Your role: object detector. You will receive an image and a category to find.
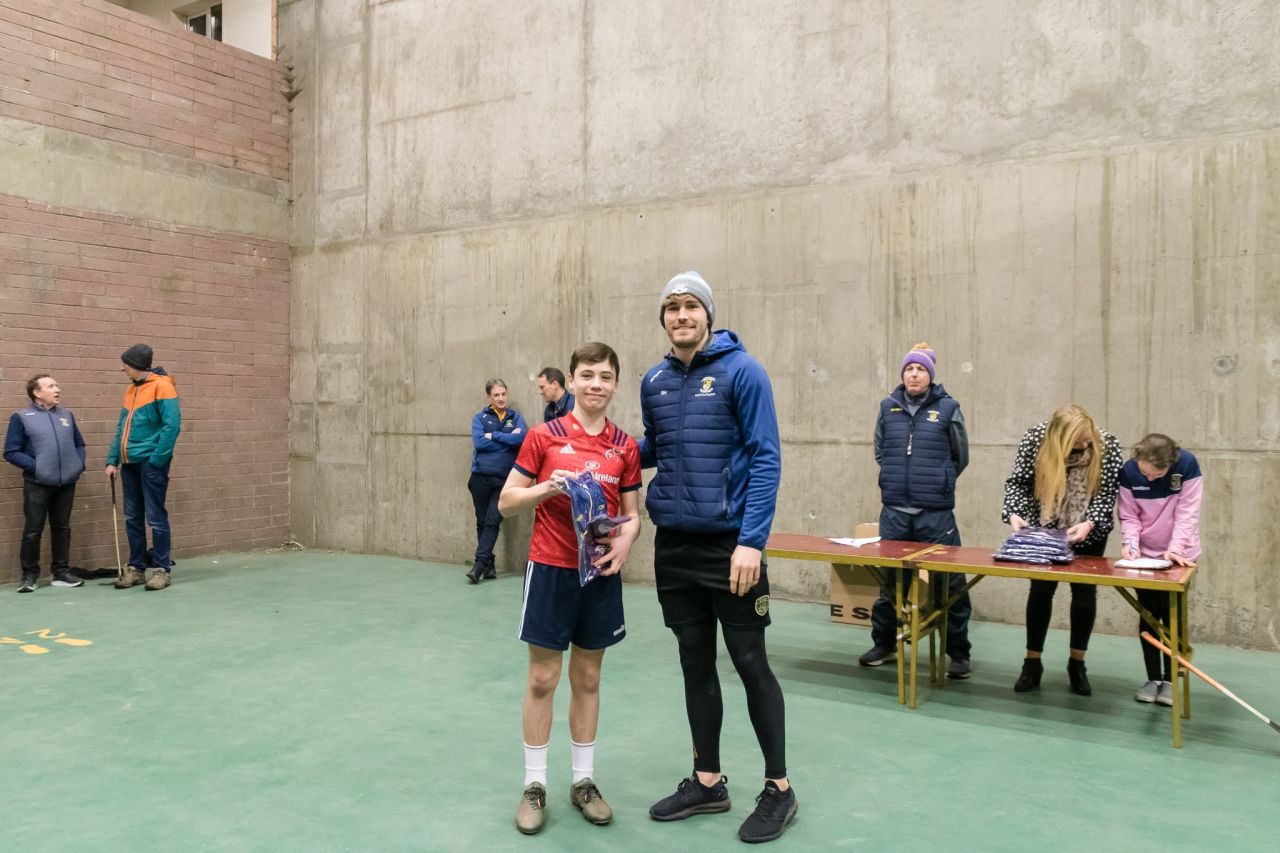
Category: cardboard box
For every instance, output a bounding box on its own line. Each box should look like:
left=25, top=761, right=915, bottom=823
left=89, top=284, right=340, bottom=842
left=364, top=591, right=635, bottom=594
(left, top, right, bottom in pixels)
left=829, top=563, right=880, bottom=626
left=828, top=523, right=929, bottom=626
left=829, top=523, right=880, bottom=626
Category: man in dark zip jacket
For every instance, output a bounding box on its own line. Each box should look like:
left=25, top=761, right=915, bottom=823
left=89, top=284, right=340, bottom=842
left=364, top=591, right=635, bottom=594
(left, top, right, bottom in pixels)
left=859, top=343, right=973, bottom=677
left=639, top=271, right=797, bottom=845
left=4, top=374, right=87, bottom=592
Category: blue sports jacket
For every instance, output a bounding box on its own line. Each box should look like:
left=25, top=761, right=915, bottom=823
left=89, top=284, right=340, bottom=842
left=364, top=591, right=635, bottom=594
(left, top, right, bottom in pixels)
left=470, top=407, right=526, bottom=477
left=875, top=384, right=963, bottom=510
left=639, top=330, right=781, bottom=550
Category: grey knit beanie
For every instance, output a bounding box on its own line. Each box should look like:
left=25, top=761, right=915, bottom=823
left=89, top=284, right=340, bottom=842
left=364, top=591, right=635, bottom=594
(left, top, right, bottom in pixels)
left=658, top=271, right=715, bottom=327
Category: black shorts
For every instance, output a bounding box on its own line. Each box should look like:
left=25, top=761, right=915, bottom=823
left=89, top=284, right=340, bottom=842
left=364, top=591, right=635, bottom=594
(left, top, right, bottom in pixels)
left=653, top=527, right=771, bottom=629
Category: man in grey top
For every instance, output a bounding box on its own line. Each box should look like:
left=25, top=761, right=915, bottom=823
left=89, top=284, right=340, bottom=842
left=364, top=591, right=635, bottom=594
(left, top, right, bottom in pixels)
left=860, top=344, right=973, bottom=677
left=4, top=375, right=87, bottom=592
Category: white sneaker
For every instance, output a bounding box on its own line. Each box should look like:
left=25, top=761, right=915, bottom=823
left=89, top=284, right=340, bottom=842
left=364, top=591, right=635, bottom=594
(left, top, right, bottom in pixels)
left=1134, top=680, right=1160, bottom=703
left=1155, top=681, right=1174, bottom=706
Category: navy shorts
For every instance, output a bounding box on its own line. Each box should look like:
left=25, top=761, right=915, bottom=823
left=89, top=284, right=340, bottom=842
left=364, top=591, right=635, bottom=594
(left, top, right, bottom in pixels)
left=518, top=561, right=626, bottom=651
left=654, top=528, right=771, bottom=629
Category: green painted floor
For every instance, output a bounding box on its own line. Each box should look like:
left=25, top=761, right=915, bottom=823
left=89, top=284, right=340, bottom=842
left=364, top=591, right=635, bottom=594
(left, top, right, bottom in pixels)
left=2, top=550, right=1277, bottom=852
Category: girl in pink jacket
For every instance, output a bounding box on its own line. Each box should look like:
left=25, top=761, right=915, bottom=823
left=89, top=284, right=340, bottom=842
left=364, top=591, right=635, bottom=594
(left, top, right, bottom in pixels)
left=1116, top=434, right=1202, bottom=706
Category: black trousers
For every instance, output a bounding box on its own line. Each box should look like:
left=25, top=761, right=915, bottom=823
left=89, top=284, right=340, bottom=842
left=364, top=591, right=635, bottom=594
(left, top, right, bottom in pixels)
left=21, top=480, right=76, bottom=576
left=1137, top=588, right=1173, bottom=681
left=1024, top=537, right=1107, bottom=653
left=467, top=472, right=505, bottom=571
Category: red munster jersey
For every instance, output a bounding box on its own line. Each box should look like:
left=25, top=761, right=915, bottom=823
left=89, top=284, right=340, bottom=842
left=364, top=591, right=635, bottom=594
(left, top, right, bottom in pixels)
left=513, top=413, right=642, bottom=569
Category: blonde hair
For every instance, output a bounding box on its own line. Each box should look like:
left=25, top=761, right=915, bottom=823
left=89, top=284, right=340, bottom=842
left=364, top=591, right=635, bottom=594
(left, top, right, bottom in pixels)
left=1035, top=404, right=1103, bottom=520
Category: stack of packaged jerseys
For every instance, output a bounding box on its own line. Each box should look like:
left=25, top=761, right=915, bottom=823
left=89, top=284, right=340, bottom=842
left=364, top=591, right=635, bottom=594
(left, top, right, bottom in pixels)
left=565, top=471, right=631, bottom=586
left=993, top=527, right=1075, bottom=565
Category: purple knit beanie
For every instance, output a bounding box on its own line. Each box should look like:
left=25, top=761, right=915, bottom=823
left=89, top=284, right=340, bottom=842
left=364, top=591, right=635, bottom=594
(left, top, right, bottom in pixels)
left=901, top=343, right=936, bottom=382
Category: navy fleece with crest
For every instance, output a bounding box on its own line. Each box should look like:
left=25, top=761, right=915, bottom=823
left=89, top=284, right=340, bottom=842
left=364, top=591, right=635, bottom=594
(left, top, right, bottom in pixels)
left=874, top=383, right=966, bottom=510
left=638, top=330, right=781, bottom=550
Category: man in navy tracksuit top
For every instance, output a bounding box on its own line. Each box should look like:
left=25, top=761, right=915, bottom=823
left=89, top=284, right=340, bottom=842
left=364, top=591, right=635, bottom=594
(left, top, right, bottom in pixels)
left=4, top=374, right=87, bottom=592
left=859, top=343, right=973, bottom=677
left=467, top=379, right=526, bottom=583
left=640, top=271, right=797, bottom=845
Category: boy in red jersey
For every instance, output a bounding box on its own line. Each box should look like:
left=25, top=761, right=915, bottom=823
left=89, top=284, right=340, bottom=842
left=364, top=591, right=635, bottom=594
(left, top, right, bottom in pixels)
left=498, top=341, right=642, bottom=835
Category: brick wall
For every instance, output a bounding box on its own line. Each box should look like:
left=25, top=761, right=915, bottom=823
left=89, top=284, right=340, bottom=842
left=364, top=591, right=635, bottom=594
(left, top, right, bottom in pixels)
left=0, top=193, right=291, bottom=578
left=0, top=0, right=290, bottom=582
left=0, top=0, right=288, bottom=180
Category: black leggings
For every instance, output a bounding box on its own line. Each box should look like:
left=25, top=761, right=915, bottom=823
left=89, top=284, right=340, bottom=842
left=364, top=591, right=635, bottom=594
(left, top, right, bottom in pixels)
left=1025, top=538, right=1107, bottom=653
left=1137, top=588, right=1173, bottom=681
left=672, top=621, right=786, bottom=780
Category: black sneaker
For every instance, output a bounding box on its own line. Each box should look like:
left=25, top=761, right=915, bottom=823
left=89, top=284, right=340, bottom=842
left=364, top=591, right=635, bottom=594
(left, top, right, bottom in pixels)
left=465, top=568, right=479, bottom=584
left=649, top=773, right=731, bottom=821
left=51, top=571, right=85, bottom=588
left=482, top=567, right=497, bottom=580
left=858, top=645, right=896, bottom=667
left=737, top=781, right=797, bottom=844
left=17, top=574, right=37, bottom=593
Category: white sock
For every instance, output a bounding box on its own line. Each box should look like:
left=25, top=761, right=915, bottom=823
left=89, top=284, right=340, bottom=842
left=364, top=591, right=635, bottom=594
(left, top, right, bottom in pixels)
left=571, top=739, right=595, bottom=784
left=524, top=742, right=548, bottom=787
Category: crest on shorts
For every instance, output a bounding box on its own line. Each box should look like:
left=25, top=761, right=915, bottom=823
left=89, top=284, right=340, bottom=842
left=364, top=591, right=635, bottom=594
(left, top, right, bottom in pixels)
left=754, top=595, right=770, bottom=617
left=1170, top=474, right=1182, bottom=491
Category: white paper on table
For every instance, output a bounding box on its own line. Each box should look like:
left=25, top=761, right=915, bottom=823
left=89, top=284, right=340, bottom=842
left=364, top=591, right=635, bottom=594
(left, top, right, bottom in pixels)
left=1115, top=557, right=1174, bottom=570
left=829, top=536, right=881, bottom=548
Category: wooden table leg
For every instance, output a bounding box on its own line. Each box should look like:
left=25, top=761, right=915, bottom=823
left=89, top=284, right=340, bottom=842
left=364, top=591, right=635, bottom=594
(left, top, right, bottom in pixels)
left=896, top=570, right=906, bottom=706
left=909, top=572, right=920, bottom=709
left=938, top=573, right=948, bottom=689
left=1179, top=588, right=1191, bottom=719
left=1169, top=589, right=1182, bottom=748
left=927, top=573, right=938, bottom=686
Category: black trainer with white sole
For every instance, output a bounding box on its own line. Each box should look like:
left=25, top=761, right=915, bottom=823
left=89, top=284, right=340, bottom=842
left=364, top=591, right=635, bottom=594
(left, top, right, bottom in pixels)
left=858, top=645, right=897, bottom=667
left=51, top=571, right=84, bottom=588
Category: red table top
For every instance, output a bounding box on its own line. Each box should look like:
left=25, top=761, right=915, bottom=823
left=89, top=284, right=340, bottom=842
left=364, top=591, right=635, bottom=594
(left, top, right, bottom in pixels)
left=766, top=534, right=940, bottom=567
left=903, top=544, right=1193, bottom=590
left=766, top=536, right=1196, bottom=590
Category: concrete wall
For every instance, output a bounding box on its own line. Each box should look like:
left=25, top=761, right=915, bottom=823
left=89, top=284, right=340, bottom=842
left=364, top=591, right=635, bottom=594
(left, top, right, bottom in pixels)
left=282, top=0, right=1280, bottom=649
left=0, top=0, right=291, bottom=580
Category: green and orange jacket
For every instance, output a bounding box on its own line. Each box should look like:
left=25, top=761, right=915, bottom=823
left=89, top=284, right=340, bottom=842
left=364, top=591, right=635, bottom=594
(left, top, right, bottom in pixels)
left=106, top=369, right=182, bottom=467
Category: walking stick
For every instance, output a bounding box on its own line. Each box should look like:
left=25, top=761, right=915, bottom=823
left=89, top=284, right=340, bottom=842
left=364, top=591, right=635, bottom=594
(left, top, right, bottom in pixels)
left=1141, top=632, right=1280, bottom=735
left=110, top=472, right=123, bottom=579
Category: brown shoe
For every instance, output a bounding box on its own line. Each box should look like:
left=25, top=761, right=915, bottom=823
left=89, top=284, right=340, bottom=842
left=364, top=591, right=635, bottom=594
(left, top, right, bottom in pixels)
left=515, top=783, right=547, bottom=835
left=114, top=568, right=145, bottom=589
left=144, top=569, right=171, bottom=591
left=570, top=778, right=613, bottom=826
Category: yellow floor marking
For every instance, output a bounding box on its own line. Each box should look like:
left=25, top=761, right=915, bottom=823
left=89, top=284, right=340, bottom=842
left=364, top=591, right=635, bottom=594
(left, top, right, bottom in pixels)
left=54, top=638, right=92, bottom=646
left=2, top=637, right=24, bottom=644
left=20, top=645, right=50, bottom=655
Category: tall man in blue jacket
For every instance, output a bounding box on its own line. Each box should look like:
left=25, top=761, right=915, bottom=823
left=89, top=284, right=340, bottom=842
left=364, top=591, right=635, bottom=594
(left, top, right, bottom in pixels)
left=859, top=343, right=973, bottom=677
left=640, top=272, right=796, bottom=844
left=4, top=375, right=87, bottom=592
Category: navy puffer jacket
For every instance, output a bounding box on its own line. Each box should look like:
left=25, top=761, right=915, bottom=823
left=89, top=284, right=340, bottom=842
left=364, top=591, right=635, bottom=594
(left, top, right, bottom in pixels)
left=877, top=385, right=960, bottom=510
left=639, top=330, right=781, bottom=550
